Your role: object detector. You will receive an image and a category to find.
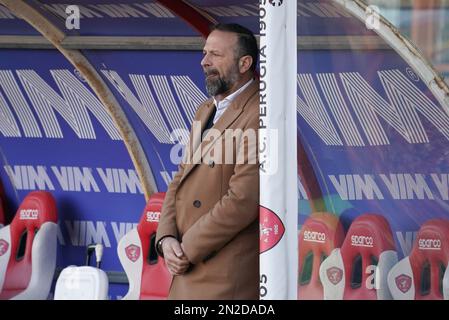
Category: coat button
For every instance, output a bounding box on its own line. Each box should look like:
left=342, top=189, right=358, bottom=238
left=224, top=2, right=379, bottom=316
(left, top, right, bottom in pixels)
left=208, top=161, right=215, bottom=168
left=193, top=200, right=201, bottom=208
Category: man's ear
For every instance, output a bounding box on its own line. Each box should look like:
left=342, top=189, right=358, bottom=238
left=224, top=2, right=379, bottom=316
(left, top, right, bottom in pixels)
left=239, top=55, right=253, bottom=73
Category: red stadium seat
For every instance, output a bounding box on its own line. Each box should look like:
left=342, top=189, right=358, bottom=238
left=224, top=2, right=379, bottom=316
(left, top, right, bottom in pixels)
left=319, top=214, right=397, bottom=299
left=0, top=191, right=58, bottom=300
left=388, top=219, right=449, bottom=300
left=117, top=192, right=172, bottom=299
left=298, top=212, right=345, bottom=299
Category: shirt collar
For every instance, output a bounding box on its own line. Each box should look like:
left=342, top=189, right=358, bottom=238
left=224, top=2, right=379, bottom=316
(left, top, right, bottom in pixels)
left=213, top=78, right=254, bottom=110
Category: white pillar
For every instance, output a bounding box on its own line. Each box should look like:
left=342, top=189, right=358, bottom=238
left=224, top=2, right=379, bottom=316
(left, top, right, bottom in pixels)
left=259, top=0, right=298, bottom=300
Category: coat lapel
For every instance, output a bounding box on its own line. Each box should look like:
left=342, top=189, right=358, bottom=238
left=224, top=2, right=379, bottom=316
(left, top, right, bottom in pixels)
left=180, top=79, right=259, bottom=185
left=187, top=100, right=215, bottom=163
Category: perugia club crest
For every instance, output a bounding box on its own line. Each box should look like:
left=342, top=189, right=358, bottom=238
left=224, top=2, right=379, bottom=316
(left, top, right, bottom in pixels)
left=326, top=267, right=343, bottom=285
left=125, top=244, right=141, bottom=262
left=260, top=206, right=285, bottom=253
left=0, top=239, right=9, bottom=256
left=395, top=274, right=412, bottom=293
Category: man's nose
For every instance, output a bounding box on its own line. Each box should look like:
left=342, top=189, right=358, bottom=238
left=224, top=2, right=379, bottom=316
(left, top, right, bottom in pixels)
left=201, top=54, right=211, bottom=68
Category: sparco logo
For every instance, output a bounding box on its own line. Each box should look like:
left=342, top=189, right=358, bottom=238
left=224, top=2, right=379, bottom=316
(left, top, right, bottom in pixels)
left=351, top=235, right=374, bottom=247
left=19, top=209, right=39, bottom=220
left=146, top=211, right=160, bottom=223
left=303, top=230, right=326, bottom=243
left=0, top=239, right=9, bottom=256
left=418, top=238, right=441, bottom=250
left=269, top=0, right=283, bottom=6
left=260, top=206, right=285, bottom=254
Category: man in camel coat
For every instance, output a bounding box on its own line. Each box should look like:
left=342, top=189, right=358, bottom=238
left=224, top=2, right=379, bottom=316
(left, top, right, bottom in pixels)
left=155, top=23, right=259, bottom=299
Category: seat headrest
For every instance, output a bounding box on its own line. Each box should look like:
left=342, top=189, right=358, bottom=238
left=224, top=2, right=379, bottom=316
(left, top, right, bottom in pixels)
left=341, top=214, right=395, bottom=256
left=388, top=219, right=449, bottom=300
left=10, top=191, right=57, bottom=231
left=319, top=213, right=397, bottom=300
left=412, top=219, right=449, bottom=263
left=0, top=191, right=57, bottom=300
left=299, top=212, right=345, bottom=257
left=409, top=219, right=449, bottom=299
left=298, top=212, right=345, bottom=299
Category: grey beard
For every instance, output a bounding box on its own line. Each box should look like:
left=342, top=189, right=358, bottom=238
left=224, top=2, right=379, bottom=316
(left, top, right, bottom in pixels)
left=205, top=77, right=230, bottom=97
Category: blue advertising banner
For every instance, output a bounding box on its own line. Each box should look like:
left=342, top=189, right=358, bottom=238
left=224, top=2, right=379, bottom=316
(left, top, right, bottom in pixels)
left=83, top=49, right=209, bottom=191
left=0, top=0, right=197, bottom=37
left=297, top=49, right=449, bottom=258
left=0, top=6, right=40, bottom=36
left=0, top=49, right=147, bottom=299
left=0, top=0, right=382, bottom=37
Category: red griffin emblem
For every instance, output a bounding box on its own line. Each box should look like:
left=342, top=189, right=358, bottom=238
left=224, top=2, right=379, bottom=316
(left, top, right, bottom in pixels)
left=0, top=239, right=9, bottom=256
left=395, top=274, right=412, bottom=293
left=125, top=244, right=141, bottom=262
left=260, top=206, right=285, bottom=253
left=326, top=267, right=343, bottom=285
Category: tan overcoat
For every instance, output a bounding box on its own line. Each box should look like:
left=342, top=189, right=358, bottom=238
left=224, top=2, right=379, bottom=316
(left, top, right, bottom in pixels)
left=156, top=79, right=260, bottom=299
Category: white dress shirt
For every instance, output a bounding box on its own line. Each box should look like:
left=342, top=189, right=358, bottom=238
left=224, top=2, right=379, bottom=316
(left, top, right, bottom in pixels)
left=212, top=79, right=254, bottom=124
